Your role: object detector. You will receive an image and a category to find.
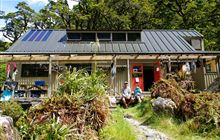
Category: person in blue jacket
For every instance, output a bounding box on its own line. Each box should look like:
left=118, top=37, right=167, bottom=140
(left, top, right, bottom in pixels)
left=134, top=83, right=144, bottom=103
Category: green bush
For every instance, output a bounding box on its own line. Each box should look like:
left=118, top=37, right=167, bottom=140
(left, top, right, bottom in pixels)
left=0, top=100, right=24, bottom=123
left=31, top=115, right=73, bottom=140
left=0, top=64, right=6, bottom=87
left=57, top=69, right=108, bottom=101
left=25, top=70, right=110, bottom=140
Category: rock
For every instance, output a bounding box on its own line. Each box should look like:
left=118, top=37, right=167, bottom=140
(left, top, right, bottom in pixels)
left=0, top=115, right=15, bottom=140
left=151, top=97, right=177, bottom=114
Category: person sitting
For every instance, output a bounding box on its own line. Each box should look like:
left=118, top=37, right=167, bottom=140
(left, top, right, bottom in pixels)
left=121, top=81, right=132, bottom=108
left=134, top=83, right=144, bottom=103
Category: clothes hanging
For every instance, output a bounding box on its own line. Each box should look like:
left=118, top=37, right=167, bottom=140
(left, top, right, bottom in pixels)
left=191, top=61, right=197, bottom=73
left=111, top=63, right=116, bottom=80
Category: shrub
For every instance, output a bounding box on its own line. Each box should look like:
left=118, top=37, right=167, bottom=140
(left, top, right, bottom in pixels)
left=151, top=79, right=220, bottom=134
left=57, top=69, right=108, bottom=101
left=0, top=100, right=24, bottom=123
left=26, top=70, right=109, bottom=140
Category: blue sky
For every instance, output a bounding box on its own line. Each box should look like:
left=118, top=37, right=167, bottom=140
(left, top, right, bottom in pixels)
left=0, top=0, right=77, bottom=41
left=0, top=0, right=48, bottom=27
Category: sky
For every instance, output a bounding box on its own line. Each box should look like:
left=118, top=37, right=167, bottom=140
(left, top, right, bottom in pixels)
left=0, top=0, right=78, bottom=41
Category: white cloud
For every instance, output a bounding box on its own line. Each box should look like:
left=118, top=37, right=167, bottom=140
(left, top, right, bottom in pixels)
left=0, top=32, right=11, bottom=42
left=27, top=0, right=49, bottom=5
left=27, top=0, right=78, bottom=8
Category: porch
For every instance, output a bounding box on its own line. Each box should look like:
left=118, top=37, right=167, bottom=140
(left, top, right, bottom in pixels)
left=0, top=53, right=219, bottom=102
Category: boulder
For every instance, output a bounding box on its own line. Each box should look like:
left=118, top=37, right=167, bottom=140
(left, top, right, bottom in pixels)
left=151, top=97, right=177, bottom=114
left=0, top=115, right=15, bottom=140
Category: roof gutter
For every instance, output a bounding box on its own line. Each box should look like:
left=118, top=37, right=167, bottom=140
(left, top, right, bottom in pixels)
left=1, top=51, right=220, bottom=56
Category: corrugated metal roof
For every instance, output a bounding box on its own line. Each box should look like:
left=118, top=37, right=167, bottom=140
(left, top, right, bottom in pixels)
left=6, top=29, right=202, bottom=54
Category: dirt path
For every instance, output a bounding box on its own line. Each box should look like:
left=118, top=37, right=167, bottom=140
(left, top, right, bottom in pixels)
left=124, top=114, right=170, bottom=140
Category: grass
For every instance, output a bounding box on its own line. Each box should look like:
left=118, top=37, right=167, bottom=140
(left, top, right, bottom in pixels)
left=99, top=107, right=137, bottom=140
left=125, top=97, right=220, bottom=140
left=99, top=97, right=219, bottom=140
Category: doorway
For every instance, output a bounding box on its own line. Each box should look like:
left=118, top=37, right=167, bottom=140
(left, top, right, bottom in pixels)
left=143, top=67, right=154, bottom=91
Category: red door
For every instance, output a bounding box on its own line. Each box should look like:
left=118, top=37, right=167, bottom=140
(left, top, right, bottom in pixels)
left=153, top=61, right=161, bottom=82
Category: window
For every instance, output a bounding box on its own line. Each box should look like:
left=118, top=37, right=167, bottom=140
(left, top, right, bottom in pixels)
left=205, top=61, right=217, bottom=73
left=97, top=33, right=111, bottom=41
left=128, top=33, right=141, bottom=41
left=112, top=33, right=126, bottom=41
left=206, top=64, right=211, bottom=73
left=67, top=33, right=81, bottom=40
left=21, top=64, right=49, bottom=77
left=81, top=33, right=96, bottom=41
left=191, top=39, right=201, bottom=50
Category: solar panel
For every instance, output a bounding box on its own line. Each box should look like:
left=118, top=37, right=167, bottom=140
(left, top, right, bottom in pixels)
left=35, top=30, right=47, bottom=41
left=28, top=30, right=41, bottom=41
left=21, top=30, right=35, bottom=41
left=42, top=30, right=53, bottom=41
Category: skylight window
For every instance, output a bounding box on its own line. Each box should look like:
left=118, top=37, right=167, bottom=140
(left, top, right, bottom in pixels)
left=42, top=30, right=53, bottom=41
left=128, top=33, right=141, bottom=41
left=28, top=30, right=41, bottom=41
left=81, top=33, right=96, bottom=41
left=67, top=33, right=81, bottom=40
left=22, top=30, right=35, bottom=41
left=112, top=33, right=126, bottom=41
left=97, top=33, right=111, bottom=40
left=35, top=30, right=47, bottom=41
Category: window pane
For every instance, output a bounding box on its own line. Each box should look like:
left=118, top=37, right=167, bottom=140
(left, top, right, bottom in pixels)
left=97, top=33, right=111, bottom=40
left=67, top=33, right=81, bottom=40
left=128, top=33, right=141, bottom=41
left=81, top=33, right=96, bottom=41
left=112, top=33, right=126, bottom=41
left=21, top=64, right=49, bottom=77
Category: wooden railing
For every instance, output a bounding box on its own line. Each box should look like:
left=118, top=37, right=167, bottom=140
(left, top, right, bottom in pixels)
left=204, top=73, right=219, bottom=89
left=17, top=78, right=49, bottom=90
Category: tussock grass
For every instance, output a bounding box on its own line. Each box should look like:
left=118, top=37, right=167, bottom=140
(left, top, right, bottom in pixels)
left=99, top=107, right=136, bottom=140
left=126, top=97, right=220, bottom=140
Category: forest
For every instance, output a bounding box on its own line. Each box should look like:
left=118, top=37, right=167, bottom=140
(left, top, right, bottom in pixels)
left=1, top=0, right=220, bottom=51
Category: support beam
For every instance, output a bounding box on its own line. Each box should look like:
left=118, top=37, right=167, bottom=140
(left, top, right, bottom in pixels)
left=127, top=59, right=130, bottom=87
left=114, top=57, right=117, bottom=96
left=48, top=56, right=52, bottom=97
left=168, top=57, right=171, bottom=73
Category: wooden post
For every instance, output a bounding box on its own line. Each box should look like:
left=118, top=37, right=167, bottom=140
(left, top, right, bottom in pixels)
left=48, top=56, right=52, bottom=97
left=168, top=56, right=171, bottom=73
left=203, top=59, right=207, bottom=89
left=127, top=59, right=130, bottom=87
left=114, top=57, right=117, bottom=96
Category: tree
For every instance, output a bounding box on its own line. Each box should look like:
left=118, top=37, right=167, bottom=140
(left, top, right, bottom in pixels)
left=72, top=0, right=153, bottom=30
left=3, top=2, right=35, bottom=43
left=150, top=0, right=220, bottom=50
left=46, top=0, right=73, bottom=29
left=0, top=41, right=11, bottom=52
